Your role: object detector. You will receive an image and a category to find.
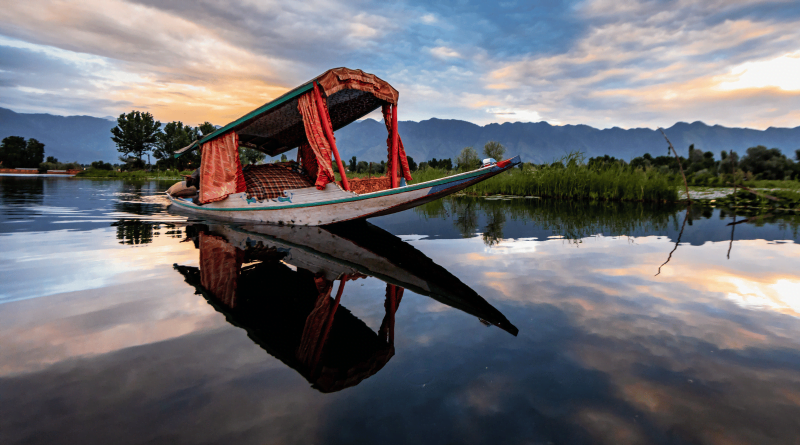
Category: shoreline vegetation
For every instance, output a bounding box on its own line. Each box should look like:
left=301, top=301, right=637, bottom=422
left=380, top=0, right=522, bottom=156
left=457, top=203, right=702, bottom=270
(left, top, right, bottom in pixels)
left=75, top=169, right=193, bottom=180
left=409, top=155, right=678, bottom=202
left=69, top=138, right=799, bottom=209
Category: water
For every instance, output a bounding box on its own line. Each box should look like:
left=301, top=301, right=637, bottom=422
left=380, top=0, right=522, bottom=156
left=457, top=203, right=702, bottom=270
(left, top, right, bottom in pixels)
left=2, top=175, right=800, bottom=445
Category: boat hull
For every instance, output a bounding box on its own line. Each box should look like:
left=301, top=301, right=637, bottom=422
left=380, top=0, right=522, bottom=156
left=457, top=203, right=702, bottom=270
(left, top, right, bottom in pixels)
left=168, top=156, right=520, bottom=225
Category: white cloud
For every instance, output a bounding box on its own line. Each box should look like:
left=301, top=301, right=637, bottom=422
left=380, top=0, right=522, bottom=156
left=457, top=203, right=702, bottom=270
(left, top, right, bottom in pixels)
left=486, top=107, right=546, bottom=123
left=421, top=13, right=437, bottom=24
left=715, top=50, right=800, bottom=91
left=430, top=46, right=463, bottom=59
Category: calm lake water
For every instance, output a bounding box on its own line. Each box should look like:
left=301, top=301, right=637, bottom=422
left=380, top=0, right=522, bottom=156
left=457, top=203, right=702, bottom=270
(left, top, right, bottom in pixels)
left=2, top=175, right=800, bottom=445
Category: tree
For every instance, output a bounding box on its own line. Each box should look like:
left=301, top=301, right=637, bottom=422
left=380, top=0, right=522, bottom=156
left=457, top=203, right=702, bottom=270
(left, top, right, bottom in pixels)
left=239, top=147, right=265, bottom=165
left=153, top=121, right=194, bottom=169
left=110, top=111, right=162, bottom=165
left=795, top=149, right=800, bottom=162
left=46, top=156, right=58, bottom=163
left=198, top=122, right=216, bottom=136
left=349, top=156, right=357, bottom=172
left=240, top=148, right=265, bottom=165
left=455, top=146, right=480, bottom=171
left=483, top=141, right=506, bottom=161
left=91, top=160, right=113, bottom=170
left=0, top=136, right=26, bottom=168
left=280, top=154, right=288, bottom=162
left=739, top=145, right=794, bottom=180
left=0, top=136, right=45, bottom=168
left=406, top=156, right=417, bottom=171
left=24, top=138, right=45, bottom=167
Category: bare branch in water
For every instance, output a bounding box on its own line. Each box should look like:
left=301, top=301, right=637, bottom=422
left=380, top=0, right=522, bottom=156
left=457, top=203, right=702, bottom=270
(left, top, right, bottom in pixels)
left=727, top=213, right=774, bottom=227
left=656, top=207, right=689, bottom=276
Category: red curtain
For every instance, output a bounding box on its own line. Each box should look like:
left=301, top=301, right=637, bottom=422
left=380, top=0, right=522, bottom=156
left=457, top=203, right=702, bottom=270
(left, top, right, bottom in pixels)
left=298, top=92, right=335, bottom=190
left=199, top=132, right=246, bottom=203
left=382, top=104, right=413, bottom=182
left=199, top=233, right=243, bottom=308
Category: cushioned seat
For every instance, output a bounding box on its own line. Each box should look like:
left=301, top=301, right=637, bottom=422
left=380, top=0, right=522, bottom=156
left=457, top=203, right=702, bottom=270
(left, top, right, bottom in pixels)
left=243, top=164, right=315, bottom=201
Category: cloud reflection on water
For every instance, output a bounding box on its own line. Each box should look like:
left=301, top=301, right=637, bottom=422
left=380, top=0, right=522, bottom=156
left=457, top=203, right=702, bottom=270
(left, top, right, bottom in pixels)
left=2, top=182, right=800, bottom=443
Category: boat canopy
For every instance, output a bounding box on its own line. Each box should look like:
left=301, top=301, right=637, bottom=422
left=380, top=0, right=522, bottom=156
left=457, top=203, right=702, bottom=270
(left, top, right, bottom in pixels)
left=178, top=67, right=413, bottom=203
left=175, top=67, right=399, bottom=158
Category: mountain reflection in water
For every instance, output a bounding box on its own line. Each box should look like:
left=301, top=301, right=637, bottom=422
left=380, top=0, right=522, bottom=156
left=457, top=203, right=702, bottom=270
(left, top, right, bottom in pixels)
left=173, top=221, right=518, bottom=392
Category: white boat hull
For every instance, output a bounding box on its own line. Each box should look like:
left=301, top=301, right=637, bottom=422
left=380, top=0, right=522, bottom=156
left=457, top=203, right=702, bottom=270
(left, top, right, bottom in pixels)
left=168, top=156, right=521, bottom=225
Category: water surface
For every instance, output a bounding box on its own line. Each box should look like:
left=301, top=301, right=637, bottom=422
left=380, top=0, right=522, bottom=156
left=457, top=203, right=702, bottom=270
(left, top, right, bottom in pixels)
left=2, top=175, right=800, bottom=445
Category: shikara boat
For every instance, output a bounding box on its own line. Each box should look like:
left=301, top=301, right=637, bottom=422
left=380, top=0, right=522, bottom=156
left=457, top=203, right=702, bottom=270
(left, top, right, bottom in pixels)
left=174, top=221, right=518, bottom=392
left=167, top=67, right=520, bottom=225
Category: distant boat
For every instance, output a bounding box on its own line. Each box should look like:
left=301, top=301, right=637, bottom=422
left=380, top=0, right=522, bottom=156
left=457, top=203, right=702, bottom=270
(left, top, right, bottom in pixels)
left=167, top=67, right=520, bottom=225
left=174, top=220, right=518, bottom=392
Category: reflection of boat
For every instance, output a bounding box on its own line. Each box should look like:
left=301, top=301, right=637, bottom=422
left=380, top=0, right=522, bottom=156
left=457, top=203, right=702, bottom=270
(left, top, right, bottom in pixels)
left=174, top=221, right=517, bottom=392
left=166, top=67, right=520, bottom=225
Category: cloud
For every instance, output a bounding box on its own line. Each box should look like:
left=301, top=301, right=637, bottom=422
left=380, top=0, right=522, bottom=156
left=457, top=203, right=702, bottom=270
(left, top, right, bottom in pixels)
left=430, top=46, right=462, bottom=59
left=0, top=0, right=799, bottom=128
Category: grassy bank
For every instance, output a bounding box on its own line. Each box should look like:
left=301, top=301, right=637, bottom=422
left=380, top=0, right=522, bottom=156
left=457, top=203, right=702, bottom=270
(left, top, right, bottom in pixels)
left=410, top=160, right=679, bottom=202
left=75, top=169, right=191, bottom=180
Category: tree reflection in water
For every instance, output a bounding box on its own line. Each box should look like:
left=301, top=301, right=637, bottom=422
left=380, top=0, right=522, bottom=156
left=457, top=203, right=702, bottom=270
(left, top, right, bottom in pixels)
left=112, top=221, right=180, bottom=245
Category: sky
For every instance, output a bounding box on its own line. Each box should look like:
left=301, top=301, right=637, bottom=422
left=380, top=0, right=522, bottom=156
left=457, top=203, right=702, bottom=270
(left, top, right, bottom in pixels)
left=1, top=0, right=800, bottom=130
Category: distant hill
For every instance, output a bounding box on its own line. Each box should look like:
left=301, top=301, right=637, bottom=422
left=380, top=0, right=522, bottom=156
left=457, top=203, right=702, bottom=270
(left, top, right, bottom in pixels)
left=336, top=118, right=800, bottom=164
left=1, top=107, right=798, bottom=164
left=0, top=107, right=117, bottom=163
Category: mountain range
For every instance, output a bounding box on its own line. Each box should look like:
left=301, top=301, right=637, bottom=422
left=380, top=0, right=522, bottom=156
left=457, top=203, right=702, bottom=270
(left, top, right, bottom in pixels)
left=2, top=107, right=798, bottom=164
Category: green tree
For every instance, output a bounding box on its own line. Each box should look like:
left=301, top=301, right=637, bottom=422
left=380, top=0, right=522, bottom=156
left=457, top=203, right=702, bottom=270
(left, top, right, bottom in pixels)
left=0, top=136, right=27, bottom=168
left=406, top=156, right=417, bottom=171
left=349, top=156, right=357, bottom=171
left=198, top=122, right=216, bottom=136
left=239, top=147, right=265, bottom=165
left=455, top=146, right=480, bottom=171
left=24, top=138, right=45, bottom=168
left=483, top=141, right=506, bottom=161
left=739, top=145, right=794, bottom=180
left=153, top=121, right=194, bottom=168
left=110, top=111, right=162, bottom=165
left=91, top=160, right=113, bottom=170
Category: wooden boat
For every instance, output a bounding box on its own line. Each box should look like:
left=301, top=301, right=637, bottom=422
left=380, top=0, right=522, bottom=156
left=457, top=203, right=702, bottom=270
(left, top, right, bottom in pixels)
left=174, top=221, right=518, bottom=392
left=167, top=67, right=520, bottom=225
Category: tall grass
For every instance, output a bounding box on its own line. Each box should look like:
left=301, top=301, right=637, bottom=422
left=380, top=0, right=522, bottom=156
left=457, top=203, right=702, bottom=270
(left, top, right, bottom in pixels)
left=409, top=153, right=679, bottom=202
left=75, top=169, right=192, bottom=180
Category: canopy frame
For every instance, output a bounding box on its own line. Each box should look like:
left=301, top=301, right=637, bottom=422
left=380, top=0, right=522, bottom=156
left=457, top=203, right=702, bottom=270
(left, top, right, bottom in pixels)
left=175, top=68, right=398, bottom=159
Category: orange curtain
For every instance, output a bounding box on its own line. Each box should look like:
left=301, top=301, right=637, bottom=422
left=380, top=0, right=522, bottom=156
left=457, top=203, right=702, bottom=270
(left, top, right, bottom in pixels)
left=382, top=104, right=413, bottom=182
left=199, top=132, right=246, bottom=204
left=199, top=233, right=243, bottom=308
left=298, top=92, right=335, bottom=190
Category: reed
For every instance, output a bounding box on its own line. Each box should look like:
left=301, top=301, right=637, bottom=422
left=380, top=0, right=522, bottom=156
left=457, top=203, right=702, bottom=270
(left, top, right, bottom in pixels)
left=410, top=153, right=679, bottom=202
left=75, top=169, right=192, bottom=180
